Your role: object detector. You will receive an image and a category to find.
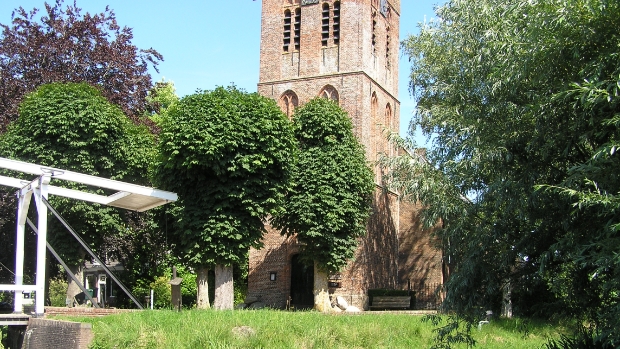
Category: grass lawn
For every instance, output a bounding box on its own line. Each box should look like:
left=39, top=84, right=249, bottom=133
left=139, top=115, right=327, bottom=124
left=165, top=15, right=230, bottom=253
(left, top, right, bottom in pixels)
left=53, top=310, right=567, bottom=349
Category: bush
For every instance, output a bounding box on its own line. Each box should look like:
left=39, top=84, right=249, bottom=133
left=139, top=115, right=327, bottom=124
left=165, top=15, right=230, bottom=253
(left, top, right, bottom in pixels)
left=544, top=327, right=615, bottom=349
left=132, top=266, right=197, bottom=310
left=234, top=282, right=247, bottom=305
left=150, top=276, right=172, bottom=309
left=48, top=278, right=68, bottom=307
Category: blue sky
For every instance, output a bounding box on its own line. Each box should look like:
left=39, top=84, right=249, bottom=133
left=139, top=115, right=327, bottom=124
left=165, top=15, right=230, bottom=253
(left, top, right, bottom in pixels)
left=0, top=0, right=442, bottom=145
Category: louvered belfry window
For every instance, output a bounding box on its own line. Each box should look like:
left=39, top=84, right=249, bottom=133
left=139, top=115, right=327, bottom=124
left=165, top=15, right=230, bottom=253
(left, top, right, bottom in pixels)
left=294, top=8, right=301, bottom=51
left=283, top=9, right=292, bottom=52
left=321, top=3, right=330, bottom=47
left=333, top=2, right=340, bottom=45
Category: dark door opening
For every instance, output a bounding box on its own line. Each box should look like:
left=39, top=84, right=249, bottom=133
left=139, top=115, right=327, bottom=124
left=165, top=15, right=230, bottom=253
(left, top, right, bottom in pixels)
left=290, top=254, right=314, bottom=310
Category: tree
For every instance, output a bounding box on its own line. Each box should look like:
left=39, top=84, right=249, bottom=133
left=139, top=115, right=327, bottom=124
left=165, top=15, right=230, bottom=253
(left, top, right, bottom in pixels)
left=0, top=82, right=156, bottom=302
left=154, top=86, right=296, bottom=310
left=272, top=98, right=374, bottom=312
left=0, top=0, right=162, bottom=132
left=145, top=79, right=179, bottom=127
left=393, top=0, right=620, bottom=345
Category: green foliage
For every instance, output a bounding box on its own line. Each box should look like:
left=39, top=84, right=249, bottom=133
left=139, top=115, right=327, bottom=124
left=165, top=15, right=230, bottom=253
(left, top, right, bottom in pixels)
left=0, top=82, right=156, bottom=266
left=146, top=79, right=179, bottom=127
left=544, top=326, right=614, bottom=349
left=393, top=0, right=620, bottom=345
left=234, top=282, right=248, bottom=306
left=48, top=278, right=69, bottom=307
left=423, top=314, right=476, bottom=349
left=154, top=86, right=296, bottom=268
left=149, top=276, right=172, bottom=309
left=132, top=266, right=197, bottom=310
left=272, top=98, right=374, bottom=272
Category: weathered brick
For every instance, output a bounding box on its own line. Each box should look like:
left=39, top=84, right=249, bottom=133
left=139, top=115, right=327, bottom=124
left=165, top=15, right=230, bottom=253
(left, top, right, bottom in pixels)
left=250, top=0, right=443, bottom=310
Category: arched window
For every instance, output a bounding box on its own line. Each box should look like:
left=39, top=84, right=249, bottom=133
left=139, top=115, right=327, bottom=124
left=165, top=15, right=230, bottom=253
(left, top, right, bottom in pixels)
left=371, top=92, right=379, bottom=162
left=385, top=103, right=392, bottom=130
left=385, top=103, right=393, bottom=157
left=283, top=10, right=292, bottom=52
left=319, top=85, right=339, bottom=102
left=279, top=90, right=299, bottom=118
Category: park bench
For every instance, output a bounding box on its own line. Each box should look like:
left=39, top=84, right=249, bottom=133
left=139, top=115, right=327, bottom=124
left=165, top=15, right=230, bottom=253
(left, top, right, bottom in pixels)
left=368, top=296, right=411, bottom=310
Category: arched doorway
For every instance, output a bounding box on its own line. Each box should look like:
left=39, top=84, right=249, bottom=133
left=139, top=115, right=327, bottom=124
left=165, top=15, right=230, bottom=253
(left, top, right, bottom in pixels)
left=290, top=254, right=314, bottom=309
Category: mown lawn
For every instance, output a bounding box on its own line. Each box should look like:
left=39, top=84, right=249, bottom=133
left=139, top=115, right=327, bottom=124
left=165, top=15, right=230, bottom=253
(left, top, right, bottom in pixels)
left=57, top=310, right=568, bottom=349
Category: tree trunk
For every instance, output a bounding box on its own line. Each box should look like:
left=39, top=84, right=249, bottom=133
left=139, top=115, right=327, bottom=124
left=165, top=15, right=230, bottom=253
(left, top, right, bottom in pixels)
left=196, top=266, right=210, bottom=309
left=213, top=264, right=234, bottom=310
left=501, top=279, right=513, bottom=318
left=66, top=263, right=84, bottom=307
left=65, top=249, right=87, bottom=307
left=313, top=262, right=332, bottom=312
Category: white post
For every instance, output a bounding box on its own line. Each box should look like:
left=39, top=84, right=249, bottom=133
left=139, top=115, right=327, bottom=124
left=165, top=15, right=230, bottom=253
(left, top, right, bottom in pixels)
left=13, top=190, right=32, bottom=313
left=34, top=175, right=50, bottom=316
left=150, top=289, right=154, bottom=310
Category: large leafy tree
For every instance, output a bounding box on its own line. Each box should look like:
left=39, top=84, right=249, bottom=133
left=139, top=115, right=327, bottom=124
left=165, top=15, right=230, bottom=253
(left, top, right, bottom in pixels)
left=155, top=86, right=296, bottom=310
left=391, top=0, right=620, bottom=345
left=272, top=98, right=374, bottom=312
left=0, top=0, right=162, bottom=132
left=0, top=82, right=156, bottom=302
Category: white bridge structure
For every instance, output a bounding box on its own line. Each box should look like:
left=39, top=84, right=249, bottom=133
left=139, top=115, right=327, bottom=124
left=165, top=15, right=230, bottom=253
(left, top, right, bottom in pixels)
left=0, top=157, right=177, bottom=316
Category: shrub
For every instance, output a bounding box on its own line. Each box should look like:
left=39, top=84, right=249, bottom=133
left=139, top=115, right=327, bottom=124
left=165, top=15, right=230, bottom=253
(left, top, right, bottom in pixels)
left=48, top=278, right=68, bottom=307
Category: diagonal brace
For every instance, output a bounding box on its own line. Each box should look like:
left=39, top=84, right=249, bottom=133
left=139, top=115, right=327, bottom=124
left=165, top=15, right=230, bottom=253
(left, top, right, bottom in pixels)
left=26, top=218, right=100, bottom=308
left=42, top=197, right=144, bottom=309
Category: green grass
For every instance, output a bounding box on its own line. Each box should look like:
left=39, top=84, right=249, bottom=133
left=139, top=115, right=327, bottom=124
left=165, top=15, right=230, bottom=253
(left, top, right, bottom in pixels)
left=51, top=310, right=568, bottom=349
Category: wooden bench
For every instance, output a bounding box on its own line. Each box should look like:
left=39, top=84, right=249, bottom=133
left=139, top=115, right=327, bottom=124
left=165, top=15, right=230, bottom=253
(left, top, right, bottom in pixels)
left=368, top=296, right=411, bottom=310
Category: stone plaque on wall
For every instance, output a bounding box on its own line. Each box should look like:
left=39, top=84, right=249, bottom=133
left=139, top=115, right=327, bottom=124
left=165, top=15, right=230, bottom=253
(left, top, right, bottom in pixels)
left=380, top=0, right=389, bottom=16
left=301, top=0, right=319, bottom=5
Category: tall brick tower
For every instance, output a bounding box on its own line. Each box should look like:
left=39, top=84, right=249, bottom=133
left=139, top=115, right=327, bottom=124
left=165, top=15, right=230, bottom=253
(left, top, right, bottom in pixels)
left=257, top=0, right=400, bottom=168
left=248, top=0, right=443, bottom=310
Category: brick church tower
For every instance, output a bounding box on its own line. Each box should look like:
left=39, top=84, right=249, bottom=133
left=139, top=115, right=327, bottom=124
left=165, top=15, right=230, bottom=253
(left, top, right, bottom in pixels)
left=257, top=0, right=400, bottom=162
left=247, top=0, right=443, bottom=310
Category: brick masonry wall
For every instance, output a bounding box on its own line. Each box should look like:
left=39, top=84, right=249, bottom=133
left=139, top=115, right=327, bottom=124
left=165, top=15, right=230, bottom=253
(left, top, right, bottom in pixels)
left=260, top=0, right=399, bottom=94
left=44, top=306, right=136, bottom=317
left=247, top=187, right=400, bottom=310
left=20, top=318, right=93, bottom=349
left=398, top=200, right=444, bottom=306
left=248, top=232, right=300, bottom=308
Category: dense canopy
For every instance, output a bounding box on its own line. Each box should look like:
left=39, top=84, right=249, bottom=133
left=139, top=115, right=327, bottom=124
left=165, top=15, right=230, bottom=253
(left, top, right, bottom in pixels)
left=0, top=82, right=155, bottom=287
left=390, top=0, right=620, bottom=344
left=155, top=86, right=296, bottom=268
left=273, top=98, right=374, bottom=273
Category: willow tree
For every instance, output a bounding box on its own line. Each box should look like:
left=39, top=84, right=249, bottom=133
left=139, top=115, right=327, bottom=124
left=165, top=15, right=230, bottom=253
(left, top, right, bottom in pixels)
left=391, top=0, right=620, bottom=345
left=272, top=98, right=374, bottom=312
left=154, top=86, right=295, bottom=310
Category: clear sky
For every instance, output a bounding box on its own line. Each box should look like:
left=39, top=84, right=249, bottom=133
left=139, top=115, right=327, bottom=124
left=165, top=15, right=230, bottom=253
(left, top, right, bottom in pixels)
left=0, top=0, right=443, bottom=145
